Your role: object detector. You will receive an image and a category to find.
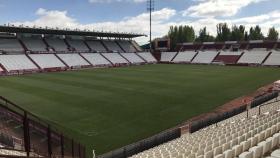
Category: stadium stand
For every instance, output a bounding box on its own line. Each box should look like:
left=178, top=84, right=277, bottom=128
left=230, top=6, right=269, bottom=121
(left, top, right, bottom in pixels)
left=66, top=39, right=89, bottom=52
left=45, top=38, right=68, bottom=52
left=172, top=51, right=197, bottom=63
left=0, top=54, right=38, bottom=71
left=130, top=95, right=280, bottom=158
left=137, top=52, right=157, bottom=63
left=81, top=53, right=112, bottom=66
left=131, top=41, right=143, bottom=52
left=192, top=51, right=219, bottom=64
left=29, top=54, right=66, bottom=69
left=214, top=51, right=243, bottom=64
left=180, top=43, right=202, bottom=51
left=248, top=40, right=275, bottom=50
left=214, top=43, right=225, bottom=50
left=263, top=51, right=280, bottom=66
left=5, top=26, right=280, bottom=76
left=160, top=52, right=177, bottom=62
left=57, top=53, right=90, bottom=67
left=202, top=42, right=221, bottom=50
left=21, top=37, right=47, bottom=52
left=118, top=40, right=137, bottom=52
left=224, top=41, right=238, bottom=50
left=239, top=42, right=249, bottom=50
left=103, top=40, right=124, bottom=52
left=86, top=40, right=107, bottom=52
left=130, top=41, right=139, bottom=52
left=0, top=38, right=24, bottom=53
left=237, top=50, right=270, bottom=64
left=102, top=53, right=129, bottom=64
left=120, top=53, right=145, bottom=64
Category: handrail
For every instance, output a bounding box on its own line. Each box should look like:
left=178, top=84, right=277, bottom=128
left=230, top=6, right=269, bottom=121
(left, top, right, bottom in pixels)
left=0, top=96, right=50, bottom=128
left=0, top=96, right=86, bottom=158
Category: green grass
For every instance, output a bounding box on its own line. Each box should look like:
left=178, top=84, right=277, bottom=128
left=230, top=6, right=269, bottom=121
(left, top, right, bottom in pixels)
left=1, top=64, right=280, bottom=156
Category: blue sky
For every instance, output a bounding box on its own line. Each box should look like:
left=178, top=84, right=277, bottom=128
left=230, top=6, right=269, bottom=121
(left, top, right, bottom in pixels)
left=0, top=0, right=279, bottom=44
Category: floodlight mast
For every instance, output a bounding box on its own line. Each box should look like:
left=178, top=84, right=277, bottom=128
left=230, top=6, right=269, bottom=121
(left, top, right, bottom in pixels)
left=147, top=0, right=154, bottom=53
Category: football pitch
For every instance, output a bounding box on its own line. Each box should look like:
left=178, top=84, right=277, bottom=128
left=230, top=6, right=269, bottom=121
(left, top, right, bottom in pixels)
left=1, top=64, right=280, bottom=155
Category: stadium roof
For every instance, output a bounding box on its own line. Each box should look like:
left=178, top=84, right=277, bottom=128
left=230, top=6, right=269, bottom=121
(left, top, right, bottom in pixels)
left=0, top=25, right=146, bottom=38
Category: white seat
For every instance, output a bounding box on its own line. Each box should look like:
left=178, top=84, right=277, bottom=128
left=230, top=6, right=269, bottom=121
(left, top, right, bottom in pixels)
left=21, top=37, right=47, bottom=52
left=242, top=140, right=251, bottom=152
left=233, top=144, right=243, bottom=157
left=103, top=40, right=123, bottom=52
left=265, top=128, right=272, bottom=139
left=223, top=143, right=231, bottom=151
left=238, top=135, right=246, bottom=144
left=239, top=151, right=253, bottom=158
left=214, top=146, right=223, bottom=156
left=172, top=51, right=197, bottom=63
left=204, top=150, right=213, bottom=158
left=257, top=140, right=271, bottom=155
left=0, top=38, right=24, bottom=53
left=251, top=136, right=258, bottom=147
left=271, top=149, right=280, bottom=158
left=45, top=38, right=68, bottom=51
left=272, top=133, right=280, bottom=149
left=214, top=154, right=225, bottom=158
left=238, top=50, right=269, bottom=64
left=86, top=40, right=107, bottom=52
left=263, top=51, right=280, bottom=66
left=231, top=139, right=238, bottom=148
left=137, top=52, right=157, bottom=63
left=57, top=53, right=90, bottom=67
left=102, top=53, right=129, bottom=64
left=81, top=53, right=111, bottom=66
left=224, top=149, right=234, bottom=158
left=160, top=52, right=177, bottom=62
left=29, top=54, right=66, bottom=68
left=118, top=40, right=137, bottom=52
left=67, top=39, right=89, bottom=52
left=0, top=54, right=37, bottom=71
left=129, top=99, right=280, bottom=158
left=120, top=53, right=144, bottom=64
left=192, top=51, right=218, bottom=64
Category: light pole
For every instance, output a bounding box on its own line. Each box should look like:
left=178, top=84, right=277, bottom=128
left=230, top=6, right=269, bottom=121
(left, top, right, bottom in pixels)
left=147, top=0, right=154, bottom=53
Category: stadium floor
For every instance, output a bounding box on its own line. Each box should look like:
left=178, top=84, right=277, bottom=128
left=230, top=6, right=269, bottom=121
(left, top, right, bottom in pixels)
left=1, top=64, right=280, bottom=155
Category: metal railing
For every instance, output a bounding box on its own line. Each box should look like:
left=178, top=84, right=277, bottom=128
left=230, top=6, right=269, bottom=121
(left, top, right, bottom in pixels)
left=0, top=96, right=86, bottom=158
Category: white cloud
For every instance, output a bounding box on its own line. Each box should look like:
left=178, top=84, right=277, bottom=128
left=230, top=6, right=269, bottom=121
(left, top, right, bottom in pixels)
left=10, top=6, right=280, bottom=45
left=12, top=8, right=78, bottom=29
left=89, top=0, right=146, bottom=3
left=11, top=8, right=176, bottom=45
left=183, top=0, right=268, bottom=17
left=232, top=10, right=280, bottom=24
left=180, top=10, right=280, bottom=36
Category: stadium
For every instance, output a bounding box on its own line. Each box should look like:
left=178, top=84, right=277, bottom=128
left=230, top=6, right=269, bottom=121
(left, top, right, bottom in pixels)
left=1, top=0, right=280, bottom=158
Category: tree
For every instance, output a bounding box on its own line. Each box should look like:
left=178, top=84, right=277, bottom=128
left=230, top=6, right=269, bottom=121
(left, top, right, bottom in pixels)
left=230, top=25, right=245, bottom=41
left=267, top=27, right=279, bottom=40
left=216, top=23, right=231, bottom=41
left=195, top=27, right=215, bottom=42
left=168, top=25, right=195, bottom=50
left=183, top=25, right=195, bottom=43
left=244, top=31, right=249, bottom=41
left=249, top=25, right=264, bottom=40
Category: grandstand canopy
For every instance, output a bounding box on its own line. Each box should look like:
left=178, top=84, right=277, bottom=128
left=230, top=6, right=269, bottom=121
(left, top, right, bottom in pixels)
left=0, top=25, right=146, bottom=38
